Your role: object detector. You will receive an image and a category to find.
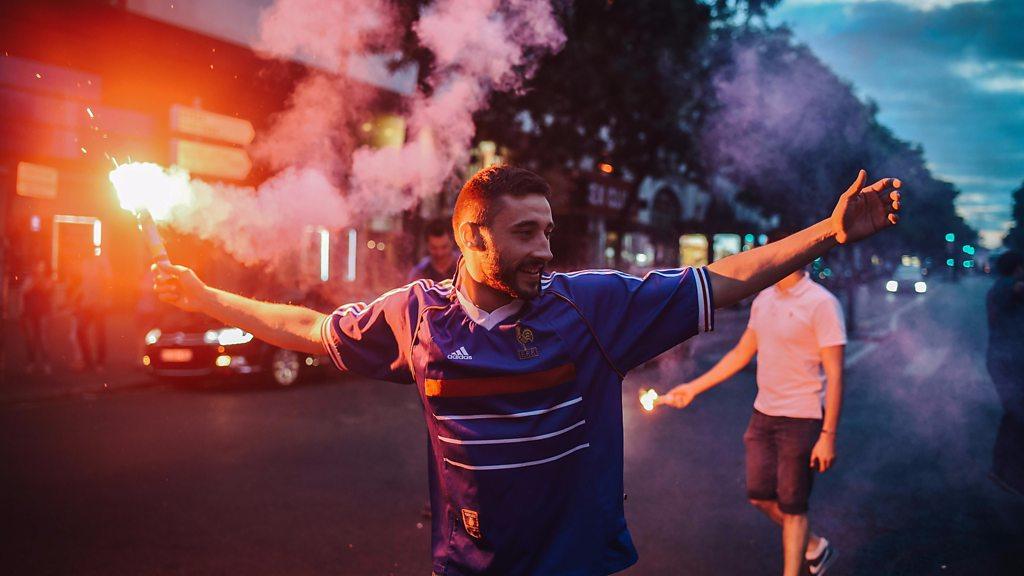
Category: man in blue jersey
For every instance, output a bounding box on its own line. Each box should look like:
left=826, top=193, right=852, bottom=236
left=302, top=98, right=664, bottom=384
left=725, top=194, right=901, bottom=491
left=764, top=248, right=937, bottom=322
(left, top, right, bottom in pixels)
left=154, top=165, right=901, bottom=575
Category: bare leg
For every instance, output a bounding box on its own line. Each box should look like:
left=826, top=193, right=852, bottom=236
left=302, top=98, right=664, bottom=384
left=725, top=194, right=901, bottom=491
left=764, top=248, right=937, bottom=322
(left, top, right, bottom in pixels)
left=781, top=512, right=809, bottom=576
left=749, top=499, right=821, bottom=550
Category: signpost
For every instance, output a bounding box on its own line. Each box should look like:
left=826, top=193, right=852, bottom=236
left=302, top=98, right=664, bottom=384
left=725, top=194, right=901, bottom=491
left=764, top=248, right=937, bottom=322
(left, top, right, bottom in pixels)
left=170, top=138, right=252, bottom=181
left=170, top=104, right=255, bottom=146
left=16, top=161, right=59, bottom=199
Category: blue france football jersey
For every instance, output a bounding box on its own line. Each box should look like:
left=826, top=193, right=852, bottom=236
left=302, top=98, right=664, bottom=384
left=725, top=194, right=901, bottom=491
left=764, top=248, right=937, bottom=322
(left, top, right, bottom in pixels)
left=321, top=266, right=714, bottom=575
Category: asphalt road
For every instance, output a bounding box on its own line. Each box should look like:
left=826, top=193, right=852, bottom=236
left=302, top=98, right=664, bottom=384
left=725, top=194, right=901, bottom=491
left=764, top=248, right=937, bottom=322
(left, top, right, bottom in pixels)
left=2, top=276, right=1020, bottom=575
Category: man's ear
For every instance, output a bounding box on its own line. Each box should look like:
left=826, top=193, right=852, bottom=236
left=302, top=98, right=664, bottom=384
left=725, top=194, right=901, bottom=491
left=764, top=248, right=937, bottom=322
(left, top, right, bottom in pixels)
left=458, top=221, right=485, bottom=251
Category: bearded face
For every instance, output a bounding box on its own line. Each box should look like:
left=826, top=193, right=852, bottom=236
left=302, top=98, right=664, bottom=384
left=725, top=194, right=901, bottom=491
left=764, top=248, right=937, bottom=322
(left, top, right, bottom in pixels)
left=470, top=194, right=554, bottom=300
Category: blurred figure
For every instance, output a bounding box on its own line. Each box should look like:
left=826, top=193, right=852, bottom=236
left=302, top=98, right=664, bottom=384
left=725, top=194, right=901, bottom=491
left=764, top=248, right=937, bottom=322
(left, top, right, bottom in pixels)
left=71, top=252, right=112, bottom=372
left=986, top=250, right=1024, bottom=496
left=407, top=219, right=459, bottom=283
left=19, top=260, right=54, bottom=375
left=135, top=267, right=161, bottom=366
left=661, top=257, right=846, bottom=576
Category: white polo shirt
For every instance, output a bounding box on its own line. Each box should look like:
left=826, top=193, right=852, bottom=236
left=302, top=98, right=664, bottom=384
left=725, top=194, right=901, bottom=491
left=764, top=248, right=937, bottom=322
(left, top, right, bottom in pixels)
left=748, top=273, right=847, bottom=419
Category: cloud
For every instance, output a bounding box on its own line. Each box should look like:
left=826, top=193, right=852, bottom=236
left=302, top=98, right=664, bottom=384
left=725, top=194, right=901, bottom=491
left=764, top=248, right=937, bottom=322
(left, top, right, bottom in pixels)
left=952, top=59, right=1024, bottom=94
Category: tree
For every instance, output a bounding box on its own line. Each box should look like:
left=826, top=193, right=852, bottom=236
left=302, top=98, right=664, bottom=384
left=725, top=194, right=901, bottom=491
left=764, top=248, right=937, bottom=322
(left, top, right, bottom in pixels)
left=698, top=25, right=975, bottom=260
left=1004, top=181, right=1024, bottom=251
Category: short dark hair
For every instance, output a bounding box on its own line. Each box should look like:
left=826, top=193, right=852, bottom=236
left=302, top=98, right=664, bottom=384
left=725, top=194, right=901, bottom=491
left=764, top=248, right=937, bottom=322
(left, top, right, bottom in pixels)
left=453, top=165, right=551, bottom=229
left=423, top=219, right=450, bottom=239
left=995, top=250, right=1023, bottom=277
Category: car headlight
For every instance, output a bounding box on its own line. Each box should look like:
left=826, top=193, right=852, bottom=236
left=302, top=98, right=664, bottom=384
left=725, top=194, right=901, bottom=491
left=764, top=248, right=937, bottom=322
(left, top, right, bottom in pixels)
left=212, top=327, right=254, bottom=346
left=914, top=281, right=927, bottom=293
left=885, top=280, right=898, bottom=292
left=145, top=328, right=161, bottom=345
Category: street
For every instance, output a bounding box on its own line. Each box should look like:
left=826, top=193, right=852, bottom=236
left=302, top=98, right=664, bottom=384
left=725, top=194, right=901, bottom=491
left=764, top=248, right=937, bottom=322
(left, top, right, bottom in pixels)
left=2, top=276, right=1021, bottom=575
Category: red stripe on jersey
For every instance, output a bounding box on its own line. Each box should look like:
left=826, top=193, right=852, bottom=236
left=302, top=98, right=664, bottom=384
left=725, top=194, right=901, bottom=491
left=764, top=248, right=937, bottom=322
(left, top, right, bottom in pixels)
left=425, top=363, right=576, bottom=398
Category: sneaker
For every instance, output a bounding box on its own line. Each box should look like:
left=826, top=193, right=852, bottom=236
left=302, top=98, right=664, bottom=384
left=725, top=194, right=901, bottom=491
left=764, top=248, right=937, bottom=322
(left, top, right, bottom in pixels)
left=807, top=538, right=837, bottom=575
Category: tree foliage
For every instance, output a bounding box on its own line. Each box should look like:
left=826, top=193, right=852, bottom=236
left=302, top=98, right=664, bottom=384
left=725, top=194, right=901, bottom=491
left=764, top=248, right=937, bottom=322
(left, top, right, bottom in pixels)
left=1004, top=181, right=1024, bottom=251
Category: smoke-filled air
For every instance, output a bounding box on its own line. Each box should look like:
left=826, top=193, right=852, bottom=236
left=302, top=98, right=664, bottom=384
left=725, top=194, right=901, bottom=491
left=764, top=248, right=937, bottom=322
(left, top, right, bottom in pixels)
left=158, top=0, right=566, bottom=266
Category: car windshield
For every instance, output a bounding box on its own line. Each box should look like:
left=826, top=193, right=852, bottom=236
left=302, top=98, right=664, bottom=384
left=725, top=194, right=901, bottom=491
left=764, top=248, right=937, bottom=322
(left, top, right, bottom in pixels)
left=157, top=308, right=221, bottom=332
left=894, top=266, right=923, bottom=280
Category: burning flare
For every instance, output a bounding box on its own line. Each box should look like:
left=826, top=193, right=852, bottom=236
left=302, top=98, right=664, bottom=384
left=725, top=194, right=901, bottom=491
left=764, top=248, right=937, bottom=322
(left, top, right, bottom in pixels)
left=108, top=162, right=192, bottom=221
left=109, top=162, right=192, bottom=265
left=639, top=388, right=659, bottom=412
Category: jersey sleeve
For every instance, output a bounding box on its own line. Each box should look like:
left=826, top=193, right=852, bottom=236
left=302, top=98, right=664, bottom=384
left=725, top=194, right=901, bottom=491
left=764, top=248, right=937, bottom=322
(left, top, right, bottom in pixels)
left=811, top=295, right=847, bottom=348
left=319, top=284, right=419, bottom=384
left=553, top=267, right=714, bottom=372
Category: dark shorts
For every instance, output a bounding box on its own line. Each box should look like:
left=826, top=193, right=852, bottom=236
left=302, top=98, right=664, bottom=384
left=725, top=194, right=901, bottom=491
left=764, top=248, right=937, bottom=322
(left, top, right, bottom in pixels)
left=743, top=408, right=822, bottom=515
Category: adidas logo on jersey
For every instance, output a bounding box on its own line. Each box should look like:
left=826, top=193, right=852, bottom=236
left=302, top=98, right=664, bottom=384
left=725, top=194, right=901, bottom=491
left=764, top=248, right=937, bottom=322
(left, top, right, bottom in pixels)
left=447, top=346, right=473, bottom=360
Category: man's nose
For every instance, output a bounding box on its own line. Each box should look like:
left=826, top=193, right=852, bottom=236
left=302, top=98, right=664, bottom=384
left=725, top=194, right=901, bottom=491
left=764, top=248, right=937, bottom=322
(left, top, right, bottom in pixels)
left=533, top=240, right=553, bottom=263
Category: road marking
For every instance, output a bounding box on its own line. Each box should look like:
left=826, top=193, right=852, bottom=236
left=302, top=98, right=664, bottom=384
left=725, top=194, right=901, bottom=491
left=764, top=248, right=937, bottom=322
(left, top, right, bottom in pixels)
left=846, top=293, right=929, bottom=368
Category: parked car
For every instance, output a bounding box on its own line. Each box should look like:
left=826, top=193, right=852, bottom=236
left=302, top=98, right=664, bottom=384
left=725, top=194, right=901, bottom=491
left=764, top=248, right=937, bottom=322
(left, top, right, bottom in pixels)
left=885, top=265, right=928, bottom=295
left=142, top=310, right=328, bottom=387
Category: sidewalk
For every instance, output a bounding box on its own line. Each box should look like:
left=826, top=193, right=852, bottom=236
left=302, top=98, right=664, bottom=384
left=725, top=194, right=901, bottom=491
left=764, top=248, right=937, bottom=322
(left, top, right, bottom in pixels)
left=1, top=311, right=155, bottom=404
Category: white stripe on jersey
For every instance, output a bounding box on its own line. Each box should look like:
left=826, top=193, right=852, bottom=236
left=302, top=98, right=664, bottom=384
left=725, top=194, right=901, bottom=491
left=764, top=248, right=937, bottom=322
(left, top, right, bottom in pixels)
left=437, top=420, right=586, bottom=445
left=694, top=267, right=707, bottom=333
left=433, top=396, right=582, bottom=421
left=444, top=443, right=590, bottom=471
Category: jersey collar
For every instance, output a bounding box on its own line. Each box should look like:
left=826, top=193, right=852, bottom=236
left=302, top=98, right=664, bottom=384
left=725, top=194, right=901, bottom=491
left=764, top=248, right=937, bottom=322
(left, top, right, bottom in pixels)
left=450, top=257, right=526, bottom=330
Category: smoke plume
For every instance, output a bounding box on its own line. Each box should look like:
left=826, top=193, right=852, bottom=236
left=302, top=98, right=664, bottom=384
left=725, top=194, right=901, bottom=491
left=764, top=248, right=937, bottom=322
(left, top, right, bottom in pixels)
left=164, top=0, right=565, bottom=267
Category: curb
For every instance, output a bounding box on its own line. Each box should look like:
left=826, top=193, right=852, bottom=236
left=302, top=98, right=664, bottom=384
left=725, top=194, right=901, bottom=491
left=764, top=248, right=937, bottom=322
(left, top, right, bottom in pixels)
left=0, top=374, right=162, bottom=406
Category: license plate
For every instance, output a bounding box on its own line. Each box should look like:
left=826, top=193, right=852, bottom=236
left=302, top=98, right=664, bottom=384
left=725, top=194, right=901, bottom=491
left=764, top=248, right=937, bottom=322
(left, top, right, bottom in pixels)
left=160, top=348, right=193, bottom=363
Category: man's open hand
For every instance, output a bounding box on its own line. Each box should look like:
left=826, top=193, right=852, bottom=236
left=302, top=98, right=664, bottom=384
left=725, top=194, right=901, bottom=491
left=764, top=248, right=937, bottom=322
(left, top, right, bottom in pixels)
left=831, top=169, right=902, bottom=244
left=153, top=262, right=207, bottom=312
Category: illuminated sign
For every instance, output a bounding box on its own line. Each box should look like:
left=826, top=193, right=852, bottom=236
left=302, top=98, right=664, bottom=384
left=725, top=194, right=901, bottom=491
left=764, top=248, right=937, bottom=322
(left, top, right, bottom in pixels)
left=16, top=162, right=58, bottom=199
left=170, top=105, right=255, bottom=145
left=712, top=234, right=741, bottom=262
left=679, top=234, right=709, bottom=267
left=585, top=178, right=629, bottom=213
left=171, top=139, right=252, bottom=180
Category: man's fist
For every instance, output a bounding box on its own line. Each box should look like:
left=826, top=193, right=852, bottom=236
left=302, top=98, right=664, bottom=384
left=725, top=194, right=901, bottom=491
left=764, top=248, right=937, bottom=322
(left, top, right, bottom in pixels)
left=152, top=263, right=207, bottom=312
left=831, top=169, right=902, bottom=244
left=659, top=383, right=699, bottom=409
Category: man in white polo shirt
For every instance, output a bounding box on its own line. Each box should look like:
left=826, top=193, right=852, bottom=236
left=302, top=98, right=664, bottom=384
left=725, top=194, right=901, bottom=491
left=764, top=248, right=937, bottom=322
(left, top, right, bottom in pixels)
left=661, top=242, right=846, bottom=576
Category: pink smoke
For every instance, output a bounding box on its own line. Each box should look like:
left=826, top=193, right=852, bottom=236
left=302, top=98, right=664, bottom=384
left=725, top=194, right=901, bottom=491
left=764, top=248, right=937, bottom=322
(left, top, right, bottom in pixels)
left=165, top=0, right=565, bottom=267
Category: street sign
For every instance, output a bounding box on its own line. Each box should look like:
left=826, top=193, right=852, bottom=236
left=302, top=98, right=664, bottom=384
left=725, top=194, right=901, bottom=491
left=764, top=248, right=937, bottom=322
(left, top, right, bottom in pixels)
left=170, top=105, right=255, bottom=146
left=16, top=161, right=58, bottom=199
left=171, top=139, right=252, bottom=180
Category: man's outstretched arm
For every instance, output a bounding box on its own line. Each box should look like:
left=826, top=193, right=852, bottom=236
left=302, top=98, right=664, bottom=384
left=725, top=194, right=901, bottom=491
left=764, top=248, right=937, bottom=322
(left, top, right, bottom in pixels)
left=153, top=263, right=327, bottom=356
left=707, top=170, right=901, bottom=308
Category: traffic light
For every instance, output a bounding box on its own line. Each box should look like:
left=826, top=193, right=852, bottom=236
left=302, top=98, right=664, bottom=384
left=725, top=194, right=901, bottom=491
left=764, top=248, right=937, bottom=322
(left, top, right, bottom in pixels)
left=962, top=245, right=975, bottom=255
left=945, top=232, right=955, bottom=243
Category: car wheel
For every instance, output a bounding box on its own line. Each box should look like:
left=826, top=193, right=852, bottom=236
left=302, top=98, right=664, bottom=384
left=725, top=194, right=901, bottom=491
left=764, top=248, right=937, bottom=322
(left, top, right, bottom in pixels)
left=268, top=348, right=302, bottom=387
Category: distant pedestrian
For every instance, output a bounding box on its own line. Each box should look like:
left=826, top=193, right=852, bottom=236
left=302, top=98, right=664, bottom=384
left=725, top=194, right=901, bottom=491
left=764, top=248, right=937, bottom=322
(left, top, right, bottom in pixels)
left=660, top=237, right=846, bottom=576
left=407, top=219, right=459, bottom=283
left=986, top=250, right=1024, bottom=496
left=71, top=252, right=113, bottom=372
left=19, top=260, right=54, bottom=375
